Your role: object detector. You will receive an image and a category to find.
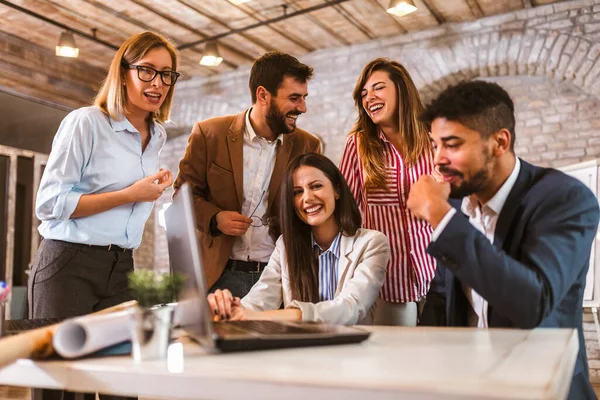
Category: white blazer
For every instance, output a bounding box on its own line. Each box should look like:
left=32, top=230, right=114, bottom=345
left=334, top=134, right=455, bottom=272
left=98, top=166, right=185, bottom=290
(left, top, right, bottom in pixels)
left=241, top=228, right=390, bottom=325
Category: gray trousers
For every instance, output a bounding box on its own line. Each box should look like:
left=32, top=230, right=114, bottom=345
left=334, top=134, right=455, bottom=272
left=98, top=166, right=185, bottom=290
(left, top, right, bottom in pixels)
left=208, top=265, right=263, bottom=298
left=28, top=239, right=135, bottom=400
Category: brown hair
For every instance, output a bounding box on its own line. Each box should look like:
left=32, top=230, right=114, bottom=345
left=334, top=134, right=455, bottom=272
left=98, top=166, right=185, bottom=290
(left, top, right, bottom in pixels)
left=350, top=58, right=431, bottom=190
left=279, top=153, right=361, bottom=303
left=249, top=51, right=314, bottom=104
left=94, top=31, right=179, bottom=123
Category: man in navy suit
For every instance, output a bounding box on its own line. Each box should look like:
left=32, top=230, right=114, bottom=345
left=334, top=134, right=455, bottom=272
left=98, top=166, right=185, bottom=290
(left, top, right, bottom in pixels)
left=408, top=80, right=600, bottom=399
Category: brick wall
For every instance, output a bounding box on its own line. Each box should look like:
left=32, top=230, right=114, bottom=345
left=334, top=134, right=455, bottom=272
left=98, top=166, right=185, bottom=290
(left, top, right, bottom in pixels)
left=141, top=0, right=600, bottom=390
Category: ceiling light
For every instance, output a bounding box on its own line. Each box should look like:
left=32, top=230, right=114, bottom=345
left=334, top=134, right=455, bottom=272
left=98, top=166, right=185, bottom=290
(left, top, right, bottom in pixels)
left=387, top=0, right=417, bottom=18
left=228, top=0, right=252, bottom=4
left=199, top=42, right=223, bottom=67
left=55, top=31, right=79, bottom=58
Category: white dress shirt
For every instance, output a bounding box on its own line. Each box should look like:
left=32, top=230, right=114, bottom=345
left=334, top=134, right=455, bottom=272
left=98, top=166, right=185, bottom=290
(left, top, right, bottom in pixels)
left=432, top=158, right=521, bottom=327
left=231, top=109, right=282, bottom=263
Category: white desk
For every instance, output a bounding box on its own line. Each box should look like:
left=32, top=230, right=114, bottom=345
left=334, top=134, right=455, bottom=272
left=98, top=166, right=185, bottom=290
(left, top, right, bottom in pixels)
left=0, top=326, right=578, bottom=400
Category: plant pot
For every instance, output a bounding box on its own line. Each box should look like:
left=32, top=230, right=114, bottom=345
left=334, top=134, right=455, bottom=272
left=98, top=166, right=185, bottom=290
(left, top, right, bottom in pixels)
left=129, top=304, right=175, bottom=362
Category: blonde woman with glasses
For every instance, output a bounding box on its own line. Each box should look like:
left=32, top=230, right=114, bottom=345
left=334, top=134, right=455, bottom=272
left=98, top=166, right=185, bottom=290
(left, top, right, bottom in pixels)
left=339, top=58, right=437, bottom=326
left=29, top=31, right=179, bottom=400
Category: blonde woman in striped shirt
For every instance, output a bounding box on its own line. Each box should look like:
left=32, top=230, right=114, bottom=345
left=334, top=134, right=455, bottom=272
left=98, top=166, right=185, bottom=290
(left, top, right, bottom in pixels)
left=339, top=58, right=437, bottom=326
left=208, top=153, right=390, bottom=325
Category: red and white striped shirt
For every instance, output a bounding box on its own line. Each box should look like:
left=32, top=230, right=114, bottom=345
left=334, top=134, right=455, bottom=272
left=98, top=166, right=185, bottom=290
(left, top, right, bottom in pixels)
left=339, top=133, right=437, bottom=303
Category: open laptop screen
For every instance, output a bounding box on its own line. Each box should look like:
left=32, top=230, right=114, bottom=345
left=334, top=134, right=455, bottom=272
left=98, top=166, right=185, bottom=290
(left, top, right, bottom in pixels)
left=165, top=183, right=216, bottom=350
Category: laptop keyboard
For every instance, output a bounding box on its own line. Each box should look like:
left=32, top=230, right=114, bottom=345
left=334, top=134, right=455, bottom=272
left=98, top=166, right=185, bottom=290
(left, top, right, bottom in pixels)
left=3, top=318, right=62, bottom=336
left=214, top=320, right=330, bottom=336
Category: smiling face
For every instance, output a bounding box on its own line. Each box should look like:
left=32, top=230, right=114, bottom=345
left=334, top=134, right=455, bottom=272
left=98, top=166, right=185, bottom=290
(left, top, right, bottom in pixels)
left=265, top=75, right=308, bottom=134
left=361, top=70, right=399, bottom=127
left=292, top=165, right=339, bottom=230
left=431, top=117, right=494, bottom=199
left=124, top=46, right=173, bottom=118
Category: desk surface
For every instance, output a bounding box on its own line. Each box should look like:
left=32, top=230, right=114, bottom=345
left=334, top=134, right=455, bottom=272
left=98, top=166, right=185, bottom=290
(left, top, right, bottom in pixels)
left=0, top=326, right=578, bottom=400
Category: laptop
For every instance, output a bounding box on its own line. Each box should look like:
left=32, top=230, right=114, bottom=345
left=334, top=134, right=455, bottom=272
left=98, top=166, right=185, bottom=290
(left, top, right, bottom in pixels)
left=165, top=183, right=371, bottom=352
left=4, top=318, right=62, bottom=336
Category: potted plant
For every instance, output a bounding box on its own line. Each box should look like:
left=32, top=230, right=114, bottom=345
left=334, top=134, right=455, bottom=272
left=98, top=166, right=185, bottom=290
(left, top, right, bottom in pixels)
left=127, top=269, right=185, bottom=362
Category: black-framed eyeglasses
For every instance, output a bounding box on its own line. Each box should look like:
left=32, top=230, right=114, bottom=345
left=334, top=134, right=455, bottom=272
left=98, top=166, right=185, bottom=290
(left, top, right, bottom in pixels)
left=249, top=190, right=275, bottom=228
left=125, top=64, right=180, bottom=86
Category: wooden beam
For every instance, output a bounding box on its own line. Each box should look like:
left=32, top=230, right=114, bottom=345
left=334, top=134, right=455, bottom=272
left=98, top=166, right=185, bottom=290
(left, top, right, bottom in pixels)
left=421, top=0, right=446, bottom=24
left=229, top=2, right=314, bottom=52
left=0, top=0, right=119, bottom=50
left=4, top=152, right=16, bottom=319
left=247, top=0, right=351, bottom=47
left=76, top=0, right=219, bottom=76
left=464, top=0, right=485, bottom=18
left=181, top=0, right=352, bottom=49
left=372, top=0, right=409, bottom=34
left=523, top=0, right=534, bottom=8
left=127, top=0, right=248, bottom=67
left=0, top=31, right=102, bottom=108
left=176, top=0, right=276, bottom=53
left=332, top=3, right=376, bottom=40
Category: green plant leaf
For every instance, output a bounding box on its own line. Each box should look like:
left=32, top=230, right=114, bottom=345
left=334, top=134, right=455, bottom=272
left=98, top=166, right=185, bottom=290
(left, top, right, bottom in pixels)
left=127, top=270, right=186, bottom=309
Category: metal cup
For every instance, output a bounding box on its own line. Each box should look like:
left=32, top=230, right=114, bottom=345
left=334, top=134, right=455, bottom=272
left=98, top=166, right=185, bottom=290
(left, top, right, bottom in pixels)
left=129, top=304, right=175, bottom=362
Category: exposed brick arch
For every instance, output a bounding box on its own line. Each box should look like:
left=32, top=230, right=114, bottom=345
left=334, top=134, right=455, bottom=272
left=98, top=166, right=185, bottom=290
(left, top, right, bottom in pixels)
left=395, top=28, right=600, bottom=103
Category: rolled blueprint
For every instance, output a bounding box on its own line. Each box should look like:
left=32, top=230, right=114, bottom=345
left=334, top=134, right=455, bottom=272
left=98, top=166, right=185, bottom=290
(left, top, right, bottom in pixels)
left=0, top=300, right=137, bottom=368
left=52, top=310, right=131, bottom=358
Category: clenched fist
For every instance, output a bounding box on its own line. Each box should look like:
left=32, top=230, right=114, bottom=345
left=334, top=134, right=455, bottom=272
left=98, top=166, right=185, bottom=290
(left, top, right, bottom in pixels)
left=407, top=175, right=452, bottom=228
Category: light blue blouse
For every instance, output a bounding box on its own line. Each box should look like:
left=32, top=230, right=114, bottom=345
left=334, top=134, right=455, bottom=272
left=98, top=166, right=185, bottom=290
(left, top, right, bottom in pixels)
left=314, top=233, right=343, bottom=301
left=36, top=106, right=166, bottom=249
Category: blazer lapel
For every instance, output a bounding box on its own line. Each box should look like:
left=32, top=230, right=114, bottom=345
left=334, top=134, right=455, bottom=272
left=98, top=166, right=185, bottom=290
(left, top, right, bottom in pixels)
left=268, top=135, right=294, bottom=207
left=493, top=159, right=535, bottom=250
left=227, top=111, right=246, bottom=208
left=335, top=234, right=355, bottom=296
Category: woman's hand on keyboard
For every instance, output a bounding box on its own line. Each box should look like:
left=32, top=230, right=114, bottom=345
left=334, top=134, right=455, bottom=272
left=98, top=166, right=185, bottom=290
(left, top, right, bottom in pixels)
left=207, top=289, right=241, bottom=321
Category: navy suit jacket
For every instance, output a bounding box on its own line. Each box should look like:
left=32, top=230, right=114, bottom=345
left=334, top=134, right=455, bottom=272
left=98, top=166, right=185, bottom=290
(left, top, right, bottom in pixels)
left=423, top=159, right=600, bottom=399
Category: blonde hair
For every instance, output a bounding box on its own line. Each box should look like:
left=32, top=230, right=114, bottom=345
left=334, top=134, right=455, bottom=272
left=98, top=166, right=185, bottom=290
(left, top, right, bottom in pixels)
left=350, top=58, right=431, bottom=190
left=94, top=31, right=179, bottom=124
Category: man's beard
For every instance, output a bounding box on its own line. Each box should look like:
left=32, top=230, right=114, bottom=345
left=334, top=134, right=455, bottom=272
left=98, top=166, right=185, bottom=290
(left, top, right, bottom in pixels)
left=440, top=152, right=492, bottom=199
left=266, top=100, right=297, bottom=134
left=444, top=168, right=489, bottom=199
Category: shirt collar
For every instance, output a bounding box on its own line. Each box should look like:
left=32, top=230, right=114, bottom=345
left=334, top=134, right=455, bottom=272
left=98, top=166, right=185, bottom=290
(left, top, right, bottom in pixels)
left=110, top=115, right=138, bottom=133
left=245, top=108, right=283, bottom=144
left=461, top=158, right=521, bottom=217
left=312, top=232, right=342, bottom=259
left=110, top=115, right=161, bottom=138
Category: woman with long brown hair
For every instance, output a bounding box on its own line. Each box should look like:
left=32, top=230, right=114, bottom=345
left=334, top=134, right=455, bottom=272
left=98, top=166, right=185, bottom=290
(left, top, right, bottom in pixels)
left=207, top=153, right=389, bottom=325
left=339, top=58, right=436, bottom=326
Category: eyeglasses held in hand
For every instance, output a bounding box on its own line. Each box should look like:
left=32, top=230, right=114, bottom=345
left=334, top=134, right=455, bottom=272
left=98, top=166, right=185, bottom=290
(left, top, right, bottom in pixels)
left=248, top=190, right=275, bottom=228
left=125, top=64, right=180, bottom=86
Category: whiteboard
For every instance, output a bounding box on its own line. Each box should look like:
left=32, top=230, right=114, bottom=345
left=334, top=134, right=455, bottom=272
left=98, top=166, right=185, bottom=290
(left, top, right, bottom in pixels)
left=560, top=159, right=600, bottom=307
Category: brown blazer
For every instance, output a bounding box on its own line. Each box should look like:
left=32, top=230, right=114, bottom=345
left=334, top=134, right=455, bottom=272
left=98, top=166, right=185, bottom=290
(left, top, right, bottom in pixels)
left=173, top=109, right=321, bottom=287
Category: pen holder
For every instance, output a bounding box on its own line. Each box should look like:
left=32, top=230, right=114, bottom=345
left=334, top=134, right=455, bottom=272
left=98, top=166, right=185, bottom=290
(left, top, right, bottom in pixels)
left=128, top=304, right=175, bottom=362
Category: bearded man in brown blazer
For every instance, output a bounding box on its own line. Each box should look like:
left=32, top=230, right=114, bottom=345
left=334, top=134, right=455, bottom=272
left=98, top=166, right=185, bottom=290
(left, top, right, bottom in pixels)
left=174, top=52, right=321, bottom=298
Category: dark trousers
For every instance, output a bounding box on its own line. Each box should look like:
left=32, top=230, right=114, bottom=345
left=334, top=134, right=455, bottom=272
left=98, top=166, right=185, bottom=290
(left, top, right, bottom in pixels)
left=208, top=262, right=264, bottom=298
left=28, top=239, right=136, bottom=400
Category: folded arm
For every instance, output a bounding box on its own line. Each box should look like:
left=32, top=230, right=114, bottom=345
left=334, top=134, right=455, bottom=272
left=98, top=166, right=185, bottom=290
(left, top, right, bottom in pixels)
left=428, top=183, right=599, bottom=328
